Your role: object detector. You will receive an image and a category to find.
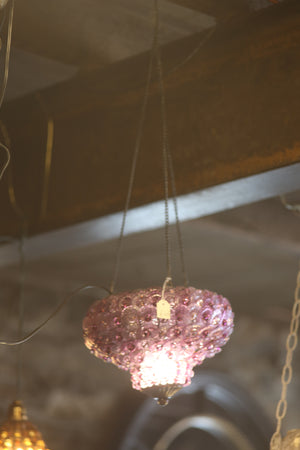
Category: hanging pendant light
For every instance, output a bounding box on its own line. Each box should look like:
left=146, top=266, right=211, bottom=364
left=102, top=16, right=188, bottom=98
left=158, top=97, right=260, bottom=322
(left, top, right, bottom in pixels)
left=83, top=286, right=234, bottom=405
left=0, top=401, right=50, bottom=450
left=83, top=0, right=234, bottom=405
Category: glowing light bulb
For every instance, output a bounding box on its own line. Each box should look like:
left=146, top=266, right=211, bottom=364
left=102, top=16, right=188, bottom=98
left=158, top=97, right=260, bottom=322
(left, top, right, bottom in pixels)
left=140, top=350, right=186, bottom=389
left=0, top=401, right=50, bottom=450
left=83, top=286, right=234, bottom=404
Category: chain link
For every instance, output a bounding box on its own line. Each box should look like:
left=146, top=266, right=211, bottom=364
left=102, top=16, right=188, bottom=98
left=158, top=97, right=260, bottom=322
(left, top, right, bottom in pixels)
left=110, top=26, right=156, bottom=294
left=153, top=0, right=171, bottom=280
left=111, top=0, right=190, bottom=292
left=270, top=268, right=300, bottom=449
left=153, top=0, right=189, bottom=285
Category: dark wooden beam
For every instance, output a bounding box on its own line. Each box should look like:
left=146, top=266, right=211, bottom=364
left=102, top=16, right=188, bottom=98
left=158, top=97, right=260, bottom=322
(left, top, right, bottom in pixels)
left=169, top=0, right=248, bottom=20
left=0, top=0, right=299, bottom=237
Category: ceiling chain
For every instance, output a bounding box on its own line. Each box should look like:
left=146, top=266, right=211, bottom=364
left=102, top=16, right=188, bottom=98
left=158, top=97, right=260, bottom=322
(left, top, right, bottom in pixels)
left=270, top=267, right=300, bottom=450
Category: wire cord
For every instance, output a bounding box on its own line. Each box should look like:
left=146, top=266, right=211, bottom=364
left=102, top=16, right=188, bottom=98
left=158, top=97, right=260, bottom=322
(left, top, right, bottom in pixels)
left=0, top=0, right=14, bottom=180
left=0, top=285, right=111, bottom=346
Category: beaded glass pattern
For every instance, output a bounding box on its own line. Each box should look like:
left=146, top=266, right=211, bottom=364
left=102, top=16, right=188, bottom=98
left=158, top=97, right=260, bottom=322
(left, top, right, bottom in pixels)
left=0, top=401, right=50, bottom=450
left=83, top=286, right=234, bottom=392
left=282, top=430, right=300, bottom=450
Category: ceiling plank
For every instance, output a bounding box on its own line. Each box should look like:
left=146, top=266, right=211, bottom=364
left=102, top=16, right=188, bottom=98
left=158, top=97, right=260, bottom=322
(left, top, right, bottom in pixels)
left=168, top=0, right=249, bottom=19
left=12, top=0, right=214, bottom=67
left=1, top=0, right=299, bottom=237
left=1, top=163, right=300, bottom=266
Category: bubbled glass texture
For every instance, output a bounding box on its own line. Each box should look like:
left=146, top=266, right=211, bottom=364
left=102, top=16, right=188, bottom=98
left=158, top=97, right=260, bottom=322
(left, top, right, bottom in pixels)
left=83, top=286, right=234, bottom=391
left=283, top=430, right=300, bottom=450
left=0, top=411, right=50, bottom=450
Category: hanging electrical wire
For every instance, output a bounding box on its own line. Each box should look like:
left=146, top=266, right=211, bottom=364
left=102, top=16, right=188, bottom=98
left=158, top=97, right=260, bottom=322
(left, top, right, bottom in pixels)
left=0, top=0, right=14, bottom=181
left=34, top=92, right=55, bottom=222
left=110, top=0, right=190, bottom=295
left=0, top=284, right=111, bottom=346
left=0, top=0, right=218, bottom=349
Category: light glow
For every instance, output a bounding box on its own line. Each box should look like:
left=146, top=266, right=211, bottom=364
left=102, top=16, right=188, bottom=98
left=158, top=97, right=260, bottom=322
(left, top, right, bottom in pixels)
left=140, top=351, right=187, bottom=389
left=83, top=286, right=234, bottom=400
left=283, top=430, right=300, bottom=450
left=0, top=402, right=50, bottom=450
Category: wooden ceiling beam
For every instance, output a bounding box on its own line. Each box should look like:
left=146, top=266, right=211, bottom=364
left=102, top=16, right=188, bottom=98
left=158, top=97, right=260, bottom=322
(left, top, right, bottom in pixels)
left=0, top=0, right=299, bottom=237
left=168, top=0, right=249, bottom=20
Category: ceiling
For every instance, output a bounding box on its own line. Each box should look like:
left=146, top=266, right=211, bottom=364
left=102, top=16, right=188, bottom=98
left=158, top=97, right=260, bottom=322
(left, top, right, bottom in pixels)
left=10, top=0, right=215, bottom=86
left=7, top=0, right=281, bottom=97
left=0, top=0, right=299, bottom=449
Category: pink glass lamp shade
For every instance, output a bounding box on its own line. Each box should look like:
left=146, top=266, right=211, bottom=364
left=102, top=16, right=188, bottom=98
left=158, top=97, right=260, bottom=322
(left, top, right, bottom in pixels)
left=83, top=286, right=234, bottom=405
left=0, top=401, right=50, bottom=450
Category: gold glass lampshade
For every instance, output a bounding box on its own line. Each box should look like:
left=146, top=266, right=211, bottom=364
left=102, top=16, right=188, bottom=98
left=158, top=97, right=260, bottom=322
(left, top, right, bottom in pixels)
left=0, top=401, right=50, bottom=450
left=282, top=430, right=300, bottom=450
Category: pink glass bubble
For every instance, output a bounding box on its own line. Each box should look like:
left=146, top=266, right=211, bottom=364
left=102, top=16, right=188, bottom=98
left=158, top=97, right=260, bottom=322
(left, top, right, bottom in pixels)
left=83, top=286, right=234, bottom=393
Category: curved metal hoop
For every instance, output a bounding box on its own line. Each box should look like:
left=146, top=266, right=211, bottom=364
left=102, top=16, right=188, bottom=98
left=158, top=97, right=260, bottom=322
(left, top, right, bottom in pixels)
left=153, top=414, right=254, bottom=450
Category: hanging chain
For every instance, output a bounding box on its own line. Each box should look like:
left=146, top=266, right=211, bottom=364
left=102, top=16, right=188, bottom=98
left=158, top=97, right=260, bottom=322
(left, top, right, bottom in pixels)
left=153, top=0, right=189, bottom=286
left=270, top=266, right=300, bottom=450
left=153, top=0, right=171, bottom=280
left=110, top=28, right=156, bottom=294
left=111, top=0, right=190, bottom=293
left=167, top=143, right=189, bottom=286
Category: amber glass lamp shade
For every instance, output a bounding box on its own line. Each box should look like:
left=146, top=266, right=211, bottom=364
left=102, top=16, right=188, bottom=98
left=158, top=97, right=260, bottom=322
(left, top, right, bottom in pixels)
left=282, top=430, right=300, bottom=450
left=0, top=401, right=50, bottom=450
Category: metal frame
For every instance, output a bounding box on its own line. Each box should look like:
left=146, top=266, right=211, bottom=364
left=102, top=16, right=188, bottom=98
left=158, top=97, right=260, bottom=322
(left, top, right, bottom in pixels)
left=153, top=414, right=254, bottom=450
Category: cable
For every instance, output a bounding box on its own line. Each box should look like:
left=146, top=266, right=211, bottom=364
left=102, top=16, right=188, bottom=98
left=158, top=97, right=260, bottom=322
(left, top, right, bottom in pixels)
left=0, top=0, right=213, bottom=348
left=0, top=284, right=111, bottom=346
left=166, top=26, right=216, bottom=78
left=153, top=0, right=172, bottom=280
left=111, top=0, right=197, bottom=292
left=0, top=0, right=13, bottom=109
left=154, top=0, right=189, bottom=285
left=167, top=142, right=189, bottom=286
left=0, top=0, right=14, bottom=180
left=35, top=93, right=55, bottom=221
left=109, top=16, right=157, bottom=294
left=0, top=140, right=10, bottom=180
left=16, top=232, right=25, bottom=398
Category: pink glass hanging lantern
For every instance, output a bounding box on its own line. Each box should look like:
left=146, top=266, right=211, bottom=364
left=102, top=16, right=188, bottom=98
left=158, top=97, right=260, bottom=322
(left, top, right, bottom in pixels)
left=83, top=285, right=234, bottom=405
left=82, top=0, right=234, bottom=407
